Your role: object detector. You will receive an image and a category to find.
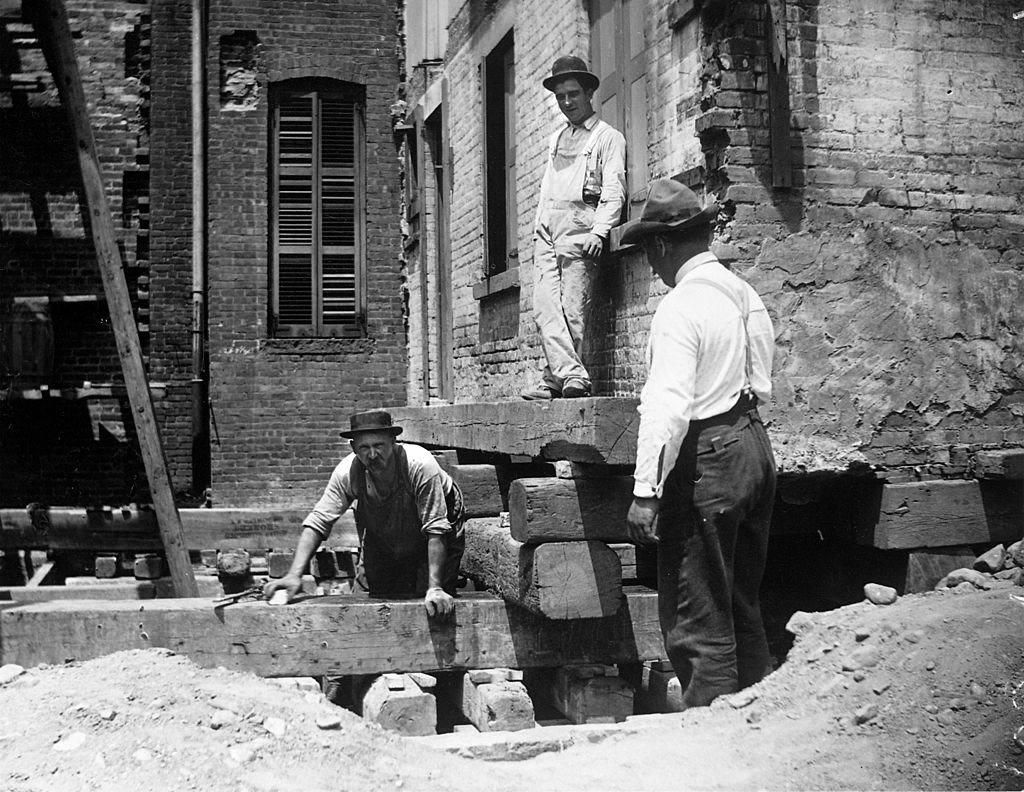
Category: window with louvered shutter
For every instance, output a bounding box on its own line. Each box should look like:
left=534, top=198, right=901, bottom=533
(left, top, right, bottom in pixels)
left=270, top=80, right=366, bottom=337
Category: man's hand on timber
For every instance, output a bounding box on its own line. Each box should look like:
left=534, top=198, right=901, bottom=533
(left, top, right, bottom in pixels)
left=424, top=587, right=454, bottom=621
left=263, top=573, right=301, bottom=604
left=627, top=496, right=660, bottom=546
left=580, top=233, right=604, bottom=259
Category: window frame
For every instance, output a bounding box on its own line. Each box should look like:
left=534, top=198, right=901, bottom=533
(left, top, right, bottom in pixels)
left=481, top=29, right=517, bottom=278
left=269, top=78, right=367, bottom=338
left=590, top=0, right=650, bottom=216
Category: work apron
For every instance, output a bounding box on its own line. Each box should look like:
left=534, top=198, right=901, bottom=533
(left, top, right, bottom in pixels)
left=532, top=121, right=607, bottom=389
left=352, top=446, right=465, bottom=598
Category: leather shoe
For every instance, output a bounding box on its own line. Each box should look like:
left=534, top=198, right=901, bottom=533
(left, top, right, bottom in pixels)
left=562, top=380, right=591, bottom=398
left=521, top=384, right=559, bottom=401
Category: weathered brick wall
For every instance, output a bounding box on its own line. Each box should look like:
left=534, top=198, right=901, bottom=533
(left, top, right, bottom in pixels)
left=196, top=0, right=406, bottom=506
left=413, top=0, right=1024, bottom=473
left=150, top=0, right=196, bottom=495
left=0, top=2, right=151, bottom=505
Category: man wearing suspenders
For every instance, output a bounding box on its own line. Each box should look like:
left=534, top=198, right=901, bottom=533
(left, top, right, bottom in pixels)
left=622, top=178, right=778, bottom=709
left=263, top=410, right=465, bottom=619
left=522, top=56, right=626, bottom=400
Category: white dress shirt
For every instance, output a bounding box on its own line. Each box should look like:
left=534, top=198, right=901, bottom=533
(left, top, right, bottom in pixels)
left=633, top=252, right=775, bottom=499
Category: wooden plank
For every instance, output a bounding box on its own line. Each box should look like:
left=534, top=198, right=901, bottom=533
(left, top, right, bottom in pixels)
left=462, top=518, right=623, bottom=619
left=32, top=0, right=197, bottom=597
left=0, top=576, right=222, bottom=603
left=0, top=508, right=359, bottom=552
left=449, top=464, right=504, bottom=516
left=854, top=479, right=1024, bottom=550
left=975, top=449, right=1024, bottom=480
left=24, top=561, right=54, bottom=587
left=0, top=590, right=664, bottom=676
left=388, top=399, right=640, bottom=465
left=509, top=477, right=633, bottom=543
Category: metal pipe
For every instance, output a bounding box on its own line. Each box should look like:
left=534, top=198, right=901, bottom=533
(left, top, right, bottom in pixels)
left=191, top=0, right=210, bottom=493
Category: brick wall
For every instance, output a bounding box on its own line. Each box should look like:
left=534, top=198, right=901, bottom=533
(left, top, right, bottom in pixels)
left=0, top=2, right=151, bottom=506
left=406, top=0, right=1024, bottom=473
left=195, top=0, right=405, bottom=506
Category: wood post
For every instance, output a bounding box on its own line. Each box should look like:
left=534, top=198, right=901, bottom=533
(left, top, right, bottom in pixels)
left=30, top=0, right=198, bottom=596
left=462, top=518, right=624, bottom=619
left=509, top=477, right=634, bottom=543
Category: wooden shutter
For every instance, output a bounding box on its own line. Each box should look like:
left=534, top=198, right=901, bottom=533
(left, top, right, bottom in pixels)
left=272, top=82, right=364, bottom=336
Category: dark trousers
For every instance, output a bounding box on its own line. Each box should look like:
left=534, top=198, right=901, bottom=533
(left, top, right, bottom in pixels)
left=657, top=398, right=777, bottom=708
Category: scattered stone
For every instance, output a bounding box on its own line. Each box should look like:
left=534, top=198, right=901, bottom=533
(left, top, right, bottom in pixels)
left=315, top=713, right=342, bottom=730
left=785, top=611, right=814, bottom=636
left=728, top=689, right=758, bottom=709
left=936, top=568, right=991, bottom=590
left=853, top=704, right=878, bottom=725
left=133, top=748, right=153, bottom=763
left=54, top=732, right=87, bottom=752
left=217, top=550, right=251, bottom=578
left=854, top=627, right=871, bottom=642
left=228, top=742, right=259, bottom=764
left=1007, top=540, right=1024, bottom=569
left=210, top=710, right=239, bottom=729
left=953, top=581, right=976, bottom=593
left=97, top=708, right=116, bottom=721
left=853, top=670, right=866, bottom=683
left=973, top=544, right=1007, bottom=574
left=841, top=645, right=881, bottom=672
left=817, top=675, right=847, bottom=699
left=745, top=709, right=761, bottom=724
left=904, top=630, right=923, bottom=644
left=924, top=704, right=939, bottom=715
left=863, top=583, right=898, bottom=605
left=970, top=683, right=986, bottom=699
left=937, top=708, right=957, bottom=726
left=871, top=678, right=892, bottom=695
left=0, top=664, right=26, bottom=686
left=949, top=697, right=965, bottom=710
left=263, top=717, right=287, bottom=737
left=925, top=661, right=935, bottom=671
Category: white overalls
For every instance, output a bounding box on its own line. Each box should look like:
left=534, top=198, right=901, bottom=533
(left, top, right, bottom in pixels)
left=532, top=116, right=625, bottom=393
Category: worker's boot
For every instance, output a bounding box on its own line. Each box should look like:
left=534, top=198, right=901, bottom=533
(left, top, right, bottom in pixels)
left=521, top=384, right=560, bottom=400
left=561, top=379, right=592, bottom=398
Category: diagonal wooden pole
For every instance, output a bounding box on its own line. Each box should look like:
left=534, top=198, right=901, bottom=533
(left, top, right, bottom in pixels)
left=30, top=0, right=199, bottom=596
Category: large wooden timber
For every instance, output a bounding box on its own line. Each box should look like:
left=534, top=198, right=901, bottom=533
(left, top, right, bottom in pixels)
left=389, top=399, right=639, bottom=465
left=854, top=479, right=1024, bottom=550
left=462, top=518, right=623, bottom=619
left=0, top=508, right=358, bottom=552
left=509, top=477, right=633, bottom=543
left=0, top=590, right=663, bottom=676
left=31, top=0, right=196, bottom=596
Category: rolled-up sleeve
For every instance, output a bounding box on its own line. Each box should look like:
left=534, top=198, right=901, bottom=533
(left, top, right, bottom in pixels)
left=302, top=458, right=356, bottom=540
left=634, top=308, right=699, bottom=499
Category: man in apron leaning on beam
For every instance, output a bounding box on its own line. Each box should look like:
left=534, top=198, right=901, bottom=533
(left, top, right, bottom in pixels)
left=521, top=55, right=626, bottom=401
left=263, top=411, right=465, bottom=619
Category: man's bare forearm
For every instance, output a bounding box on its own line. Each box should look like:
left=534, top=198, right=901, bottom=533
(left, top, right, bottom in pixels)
left=286, top=526, right=325, bottom=578
left=426, top=534, right=446, bottom=590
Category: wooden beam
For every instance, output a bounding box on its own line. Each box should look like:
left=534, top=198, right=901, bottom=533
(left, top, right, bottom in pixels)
left=0, top=508, right=358, bottom=552
left=30, top=0, right=197, bottom=596
left=509, top=477, right=633, bottom=543
left=854, top=479, right=1024, bottom=550
left=0, top=590, right=664, bottom=675
left=388, top=399, right=639, bottom=465
left=462, top=518, right=624, bottom=619
left=0, top=576, right=221, bottom=603
left=975, top=449, right=1024, bottom=480
left=449, top=465, right=504, bottom=516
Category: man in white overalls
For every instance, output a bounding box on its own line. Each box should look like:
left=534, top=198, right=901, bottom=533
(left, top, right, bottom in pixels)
left=522, top=55, right=626, bottom=400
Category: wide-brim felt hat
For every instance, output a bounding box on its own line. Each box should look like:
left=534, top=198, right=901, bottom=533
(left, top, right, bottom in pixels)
left=543, top=55, right=600, bottom=92
left=340, top=410, right=403, bottom=439
left=619, top=178, right=720, bottom=245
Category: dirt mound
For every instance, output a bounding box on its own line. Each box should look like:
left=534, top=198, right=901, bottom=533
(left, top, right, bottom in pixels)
left=1, top=584, right=1022, bottom=791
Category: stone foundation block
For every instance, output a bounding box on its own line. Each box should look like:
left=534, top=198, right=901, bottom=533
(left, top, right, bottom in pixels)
left=361, top=673, right=437, bottom=736
left=461, top=668, right=534, bottom=732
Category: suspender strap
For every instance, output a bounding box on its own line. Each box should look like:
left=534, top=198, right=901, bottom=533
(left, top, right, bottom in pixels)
left=686, top=276, right=753, bottom=393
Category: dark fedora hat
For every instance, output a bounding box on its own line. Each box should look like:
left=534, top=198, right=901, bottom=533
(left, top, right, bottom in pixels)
left=542, top=55, right=600, bottom=92
left=340, top=410, right=403, bottom=439
left=619, top=179, right=720, bottom=245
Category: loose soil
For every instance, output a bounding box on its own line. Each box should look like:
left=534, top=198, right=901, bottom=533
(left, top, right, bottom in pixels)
left=1, top=583, right=1022, bottom=791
